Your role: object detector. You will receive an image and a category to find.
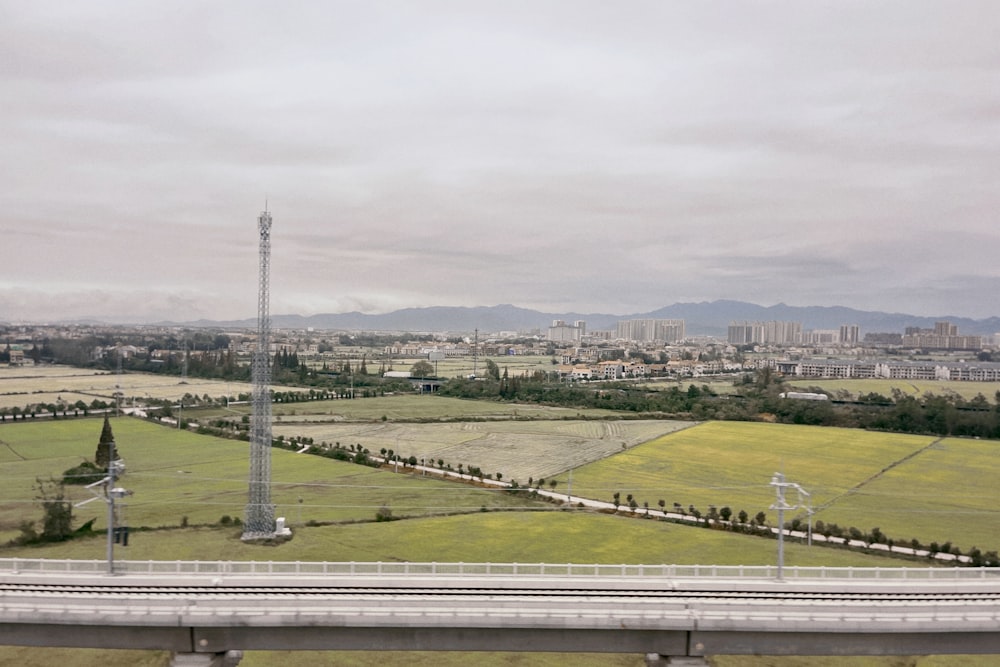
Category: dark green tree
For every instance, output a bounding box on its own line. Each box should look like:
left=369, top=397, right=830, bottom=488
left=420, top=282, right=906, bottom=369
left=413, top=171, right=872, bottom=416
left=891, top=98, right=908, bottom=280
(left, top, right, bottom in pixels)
left=94, top=415, right=119, bottom=469
left=410, top=360, right=434, bottom=377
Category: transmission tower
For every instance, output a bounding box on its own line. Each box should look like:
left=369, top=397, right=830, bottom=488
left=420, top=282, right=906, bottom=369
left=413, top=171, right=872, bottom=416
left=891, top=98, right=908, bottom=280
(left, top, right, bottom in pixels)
left=243, top=207, right=277, bottom=539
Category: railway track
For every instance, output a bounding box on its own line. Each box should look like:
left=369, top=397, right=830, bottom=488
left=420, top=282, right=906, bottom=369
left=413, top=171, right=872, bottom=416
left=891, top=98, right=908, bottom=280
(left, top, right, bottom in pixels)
left=5, top=581, right=1000, bottom=605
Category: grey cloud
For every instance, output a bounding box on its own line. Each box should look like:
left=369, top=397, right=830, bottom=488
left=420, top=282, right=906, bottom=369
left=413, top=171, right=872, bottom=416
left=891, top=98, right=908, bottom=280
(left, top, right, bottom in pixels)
left=3, top=1, right=1000, bottom=322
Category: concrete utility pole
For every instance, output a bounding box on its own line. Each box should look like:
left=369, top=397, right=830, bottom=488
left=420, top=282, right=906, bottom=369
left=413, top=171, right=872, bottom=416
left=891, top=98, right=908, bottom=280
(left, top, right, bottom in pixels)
left=78, top=418, right=131, bottom=574
left=770, top=472, right=810, bottom=580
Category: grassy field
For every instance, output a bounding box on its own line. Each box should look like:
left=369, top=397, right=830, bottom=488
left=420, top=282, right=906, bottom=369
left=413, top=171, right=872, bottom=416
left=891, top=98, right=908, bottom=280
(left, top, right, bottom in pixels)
left=3, top=415, right=999, bottom=667
left=550, top=421, right=1000, bottom=552
left=0, top=418, right=549, bottom=544
left=815, top=436, right=1000, bottom=551
left=4, top=416, right=998, bottom=554
left=1, top=511, right=912, bottom=567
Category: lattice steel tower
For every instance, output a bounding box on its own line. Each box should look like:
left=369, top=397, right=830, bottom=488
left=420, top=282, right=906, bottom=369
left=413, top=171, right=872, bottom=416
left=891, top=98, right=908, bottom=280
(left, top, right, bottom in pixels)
left=243, top=207, right=277, bottom=539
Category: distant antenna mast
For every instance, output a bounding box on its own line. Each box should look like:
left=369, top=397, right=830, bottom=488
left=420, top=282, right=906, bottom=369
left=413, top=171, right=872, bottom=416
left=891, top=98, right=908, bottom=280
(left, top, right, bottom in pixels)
left=473, top=328, right=479, bottom=377
left=243, top=206, right=277, bottom=539
left=115, top=347, right=123, bottom=417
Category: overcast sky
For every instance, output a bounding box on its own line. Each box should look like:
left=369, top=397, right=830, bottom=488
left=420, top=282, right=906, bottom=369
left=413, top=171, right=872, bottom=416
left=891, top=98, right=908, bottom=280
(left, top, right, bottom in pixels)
left=2, top=1, right=999, bottom=324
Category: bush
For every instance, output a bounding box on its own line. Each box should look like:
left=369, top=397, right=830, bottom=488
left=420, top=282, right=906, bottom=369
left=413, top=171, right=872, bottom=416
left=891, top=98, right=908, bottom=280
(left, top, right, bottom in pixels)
left=62, top=461, right=105, bottom=485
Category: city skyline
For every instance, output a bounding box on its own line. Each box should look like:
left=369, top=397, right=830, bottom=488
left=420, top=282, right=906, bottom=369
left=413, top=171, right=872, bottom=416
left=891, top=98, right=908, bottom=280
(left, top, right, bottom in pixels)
left=3, top=2, right=999, bottom=323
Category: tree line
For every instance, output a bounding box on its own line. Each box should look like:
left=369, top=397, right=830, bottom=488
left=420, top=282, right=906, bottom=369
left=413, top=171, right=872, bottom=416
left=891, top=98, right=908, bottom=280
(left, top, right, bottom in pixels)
left=439, top=368, right=1000, bottom=439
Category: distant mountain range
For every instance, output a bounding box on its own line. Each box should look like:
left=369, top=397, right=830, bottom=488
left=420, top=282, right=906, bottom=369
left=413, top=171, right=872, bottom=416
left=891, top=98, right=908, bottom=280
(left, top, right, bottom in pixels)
left=187, top=300, right=1000, bottom=337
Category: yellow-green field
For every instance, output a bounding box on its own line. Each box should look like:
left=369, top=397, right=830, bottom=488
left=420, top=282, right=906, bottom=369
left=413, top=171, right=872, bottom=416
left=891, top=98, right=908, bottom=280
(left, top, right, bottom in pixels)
left=816, top=436, right=1000, bottom=551
left=551, top=421, right=1000, bottom=552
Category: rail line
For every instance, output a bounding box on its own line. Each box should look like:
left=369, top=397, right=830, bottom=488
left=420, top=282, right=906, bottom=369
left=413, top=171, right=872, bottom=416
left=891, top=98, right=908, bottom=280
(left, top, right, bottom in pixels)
left=4, top=581, right=1000, bottom=604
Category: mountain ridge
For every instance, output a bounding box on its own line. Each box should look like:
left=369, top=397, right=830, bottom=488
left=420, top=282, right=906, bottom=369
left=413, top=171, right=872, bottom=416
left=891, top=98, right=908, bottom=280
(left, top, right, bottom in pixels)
left=164, top=301, right=1000, bottom=337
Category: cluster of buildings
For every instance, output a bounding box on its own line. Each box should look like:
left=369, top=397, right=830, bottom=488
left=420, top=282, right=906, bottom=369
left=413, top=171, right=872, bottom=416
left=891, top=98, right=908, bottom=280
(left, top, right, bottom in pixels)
left=902, top=322, right=982, bottom=350
left=726, top=321, right=863, bottom=346
left=547, top=318, right=687, bottom=344
left=765, top=358, right=1000, bottom=382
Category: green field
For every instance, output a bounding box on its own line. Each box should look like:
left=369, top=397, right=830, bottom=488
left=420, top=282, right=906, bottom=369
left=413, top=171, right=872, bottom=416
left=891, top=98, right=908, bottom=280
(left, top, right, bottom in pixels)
left=3, top=416, right=999, bottom=667
left=551, top=421, right=1000, bottom=552
left=0, top=418, right=548, bottom=544
left=1, top=511, right=910, bottom=567
left=816, top=436, right=1000, bottom=551
left=4, top=416, right=998, bottom=555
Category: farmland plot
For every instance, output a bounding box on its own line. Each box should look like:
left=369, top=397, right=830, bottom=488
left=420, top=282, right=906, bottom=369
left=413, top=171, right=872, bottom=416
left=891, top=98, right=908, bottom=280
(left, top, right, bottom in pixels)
left=815, top=436, right=1000, bottom=552
left=267, top=395, right=621, bottom=421
left=0, top=365, right=253, bottom=405
left=0, top=392, right=97, bottom=411
left=554, top=422, right=939, bottom=526
left=273, top=419, right=695, bottom=483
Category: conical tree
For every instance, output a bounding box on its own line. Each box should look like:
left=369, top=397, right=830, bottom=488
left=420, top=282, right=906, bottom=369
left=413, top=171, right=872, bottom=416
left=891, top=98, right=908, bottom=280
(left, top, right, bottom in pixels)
left=94, top=415, right=118, bottom=469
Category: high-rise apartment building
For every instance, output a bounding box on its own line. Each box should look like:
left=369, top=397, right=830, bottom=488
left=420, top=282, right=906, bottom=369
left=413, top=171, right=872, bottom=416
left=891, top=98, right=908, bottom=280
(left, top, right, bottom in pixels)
left=548, top=320, right=586, bottom=342
left=616, top=319, right=685, bottom=343
left=728, top=321, right=802, bottom=345
left=839, top=324, right=860, bottom=345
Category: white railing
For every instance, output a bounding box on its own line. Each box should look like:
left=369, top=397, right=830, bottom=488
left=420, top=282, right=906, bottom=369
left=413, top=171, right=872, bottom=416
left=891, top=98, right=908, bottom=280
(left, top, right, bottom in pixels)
left=1, top=558, right=998, bottom=580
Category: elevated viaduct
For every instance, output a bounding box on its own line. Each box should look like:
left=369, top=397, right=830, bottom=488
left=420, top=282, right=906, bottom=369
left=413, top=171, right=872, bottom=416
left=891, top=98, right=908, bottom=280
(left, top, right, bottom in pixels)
left=2, top=559, right=999, bottom=666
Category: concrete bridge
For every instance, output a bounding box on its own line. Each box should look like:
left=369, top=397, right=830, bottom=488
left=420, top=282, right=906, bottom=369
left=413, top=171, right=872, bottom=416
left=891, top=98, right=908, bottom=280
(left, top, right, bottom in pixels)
left=2, top=559, right=1000, bottom=666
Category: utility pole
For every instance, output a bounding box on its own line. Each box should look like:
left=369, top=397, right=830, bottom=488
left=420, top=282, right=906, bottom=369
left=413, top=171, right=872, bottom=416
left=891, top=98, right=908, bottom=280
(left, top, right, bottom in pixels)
left=770, top=472, right=810, bottom=580
left=78, top=419, right=131, bottom=574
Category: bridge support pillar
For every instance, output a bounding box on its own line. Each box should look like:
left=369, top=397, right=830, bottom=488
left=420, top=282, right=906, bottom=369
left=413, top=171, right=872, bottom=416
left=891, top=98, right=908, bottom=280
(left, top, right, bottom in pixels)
left=170, top=650, right=243, bottom=667
left=645, top=655, right=709, bottom=667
